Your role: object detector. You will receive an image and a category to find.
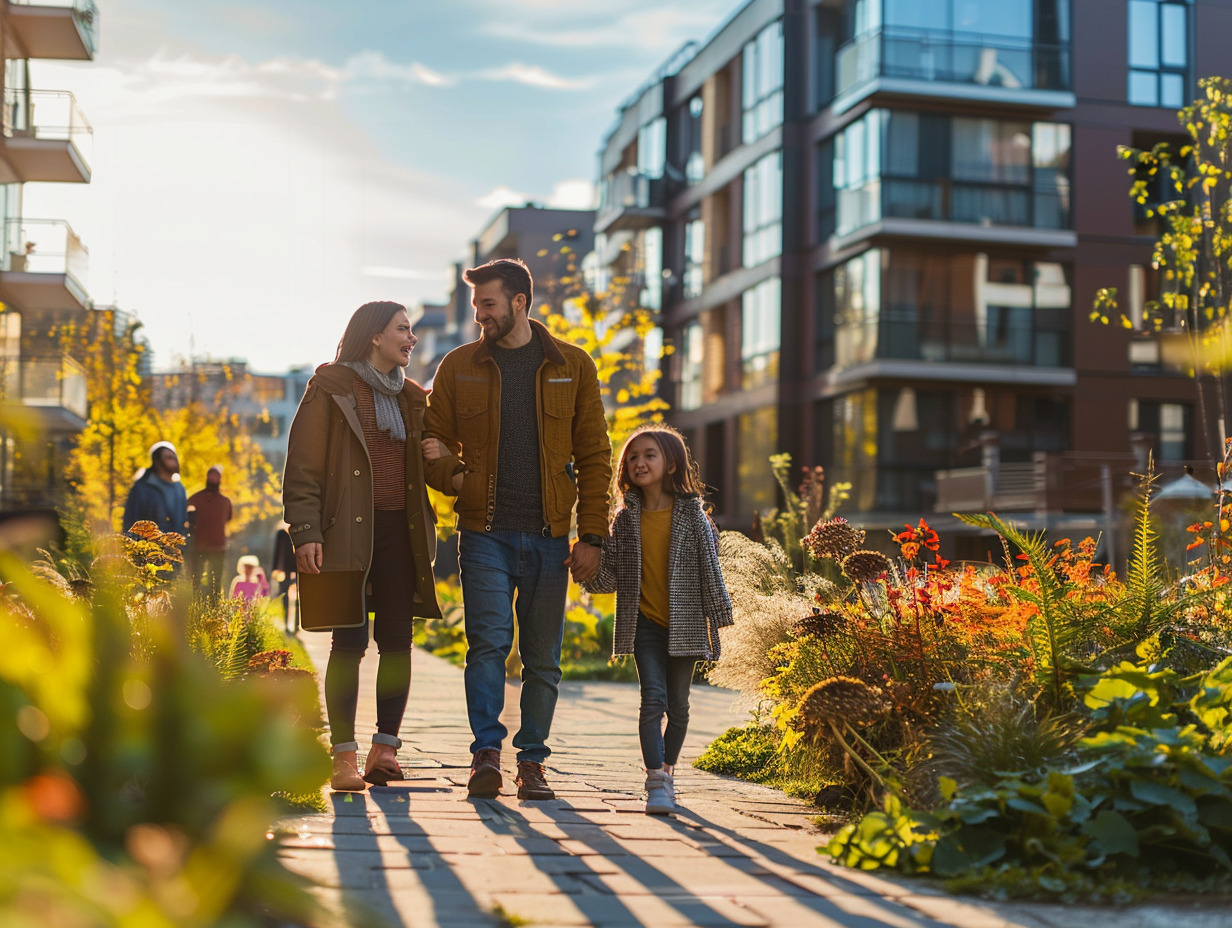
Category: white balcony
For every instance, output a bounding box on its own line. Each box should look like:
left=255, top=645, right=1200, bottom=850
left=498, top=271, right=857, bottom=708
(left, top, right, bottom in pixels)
left=1, top=354, right=87, bottom=423
left=0, top=218, right=89, bottom=310
left=5, top=0, right=98, bottom=61
left=0, top=87, right=91, bottom=182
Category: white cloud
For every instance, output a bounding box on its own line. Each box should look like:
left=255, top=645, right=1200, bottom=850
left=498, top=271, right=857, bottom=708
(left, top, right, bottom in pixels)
left=547, top=179, right=596, bottom=210
left=477, top=62, right=595, bottom=90
left=362, top=266, right=450, bottom=280
left=479, top=2, right=733, bottom=50
left=476, top=185, right=529, bottom=211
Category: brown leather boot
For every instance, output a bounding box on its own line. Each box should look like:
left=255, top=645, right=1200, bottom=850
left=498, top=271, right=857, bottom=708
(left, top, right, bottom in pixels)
left=515, top=760, right=555, bottom=801
left=330, top=750, right=366, bottom=792
left=468, top=748, right=502, bottom=798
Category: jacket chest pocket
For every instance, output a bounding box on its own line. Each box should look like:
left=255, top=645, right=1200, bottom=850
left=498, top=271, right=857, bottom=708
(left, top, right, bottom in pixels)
left=457, top=384, right=488, bottom=442
left=541, top=380, right=575, bottom=453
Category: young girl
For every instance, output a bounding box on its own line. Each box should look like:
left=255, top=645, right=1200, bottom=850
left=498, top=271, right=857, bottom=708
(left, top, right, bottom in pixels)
left=228, top=555, right=269, bottom=602
left=586, top=425, right=733, bottom=814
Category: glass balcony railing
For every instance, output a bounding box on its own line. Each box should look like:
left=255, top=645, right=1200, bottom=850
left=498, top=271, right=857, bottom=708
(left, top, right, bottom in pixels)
left=3, top=87, right=93, bottom=165
left=11, top=0, right=99, bottom=57
left=836, top=27, right=1070, bottom=100
left=2, top=355, right=87, bottom=419
left=596, top=170, right=666, bottom=231
left=836, top=176, right=1070, bottom=236
left=4, top=217, right=88, bottom=285
left=835, top=317, right=1069, bottom=369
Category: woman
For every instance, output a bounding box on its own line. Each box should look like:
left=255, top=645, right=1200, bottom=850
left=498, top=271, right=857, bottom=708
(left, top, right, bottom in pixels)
left=283, top=301, right=442, bottom=791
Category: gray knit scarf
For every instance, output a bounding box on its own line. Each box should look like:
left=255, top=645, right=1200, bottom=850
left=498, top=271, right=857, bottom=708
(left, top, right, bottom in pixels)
left=339, top=361, right=406, bottom=441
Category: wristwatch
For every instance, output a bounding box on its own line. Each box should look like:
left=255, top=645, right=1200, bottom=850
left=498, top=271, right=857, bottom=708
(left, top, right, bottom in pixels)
left=579, top=533, right=604, bottom=548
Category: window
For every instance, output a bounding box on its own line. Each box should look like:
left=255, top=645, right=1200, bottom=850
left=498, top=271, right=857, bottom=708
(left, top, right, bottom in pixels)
left=741, top=276, right=781, bottom=388
left=743, top=150, right=782, bottom=267
left=1130, top=399, right=1191, bottom=461
left=737, top=406, right=778, bottom=515
left=829, top=249, right=1070, bottom=368
left=1129, top=0, right=1190, bottom=108
left=683, top=213, right=705, bottom=299
left=640, top=227, right=663, bottom=311
left=742, top=20, right=784, bottom=144
left=832, top=109, right=1070, bottom=235
left=684, top=96, right=705, bottom=185
left=638, top=117, right=666, bottom=179
left=679, top=322, right=704, bottom=410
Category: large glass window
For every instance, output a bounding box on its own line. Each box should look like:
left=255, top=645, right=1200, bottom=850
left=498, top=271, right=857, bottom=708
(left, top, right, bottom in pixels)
left=684, top=96, right=705, bottom=185
left=834, top=109, right=1070, bottom=235
left=639, top=227, right=663, bottom=312
left=638, top=117, right=666, bottom=179
left=829, top=248, right=1070, bottom=368
left=1130, top=399, right=1191, bottom=461
left=679, top=322, right=704, bottom=410
left=1129, top=0, right=1190, bottom=108
left=742, top=20, right=784, bottom=144
left=737, top=406, right=778, bottom=515
left=743, top=150, right=782, bottom=267
left=741, top=276, right=781, bottom=388
left=683, top=213, right=705, bottom=300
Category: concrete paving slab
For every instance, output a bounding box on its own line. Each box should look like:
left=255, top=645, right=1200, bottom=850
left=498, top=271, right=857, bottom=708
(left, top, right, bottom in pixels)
left=276, top=632, right=1232, bottom=928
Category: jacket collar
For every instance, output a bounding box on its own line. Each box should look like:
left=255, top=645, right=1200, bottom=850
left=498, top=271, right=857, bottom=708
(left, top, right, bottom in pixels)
left=310, top=362, right=427, bottom=403
left=470, top=318, right=565, bottom=366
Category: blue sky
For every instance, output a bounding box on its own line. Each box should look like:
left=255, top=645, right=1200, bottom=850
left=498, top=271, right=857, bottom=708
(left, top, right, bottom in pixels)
left=26, top=0, right=737, bottom=369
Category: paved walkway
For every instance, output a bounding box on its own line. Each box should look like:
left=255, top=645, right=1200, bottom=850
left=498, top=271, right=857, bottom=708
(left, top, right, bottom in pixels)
left=276, top=631, right=1230, bottom=928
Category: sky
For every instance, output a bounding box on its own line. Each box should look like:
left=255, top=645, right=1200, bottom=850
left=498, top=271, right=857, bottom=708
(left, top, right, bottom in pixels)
left=25, top=0, right=738, bottom=370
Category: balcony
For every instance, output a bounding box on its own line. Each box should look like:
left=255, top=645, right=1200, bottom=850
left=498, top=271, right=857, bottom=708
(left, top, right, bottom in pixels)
left=836, top=176, right=1070, bottom=241
left=0, top=218, right=89, bottom=310
left=833, top=27, right=1071, bottom=114
left=0, top=88, right=91, bottom=183
left=935, top=452, right=1211, bottom=516
left=2, top=354, right=87, bottom=425
left=6, top=0, right=98, bottom=60
left=836, top=317, right=1069, bottom=371
left=595, top=170, right=666, bottom=234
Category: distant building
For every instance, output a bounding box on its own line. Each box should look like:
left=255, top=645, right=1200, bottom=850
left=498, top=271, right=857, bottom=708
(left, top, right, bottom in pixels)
left=595, top=0, right=1229, bottom=557
left=151, top=359, right=310, bottom=475
left=0, top=0, right=98, bottom=509
left=411, top=204, right=596, bottom=385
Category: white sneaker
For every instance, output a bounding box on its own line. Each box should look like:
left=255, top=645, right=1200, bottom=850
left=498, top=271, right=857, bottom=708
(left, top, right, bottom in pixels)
left=645, top=770, right=676, bottom=815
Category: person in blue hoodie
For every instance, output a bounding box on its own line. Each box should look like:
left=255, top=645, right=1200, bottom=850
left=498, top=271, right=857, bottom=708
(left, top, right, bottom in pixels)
left=123, top=440, right=188, bottom=538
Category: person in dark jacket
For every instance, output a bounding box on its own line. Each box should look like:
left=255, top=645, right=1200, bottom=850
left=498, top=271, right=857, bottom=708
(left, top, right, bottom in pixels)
left=283, top=301, right=443, bottom=792
left=271, top=522, right=298, bottom=631
left=123, top=441, right=188, bottom=536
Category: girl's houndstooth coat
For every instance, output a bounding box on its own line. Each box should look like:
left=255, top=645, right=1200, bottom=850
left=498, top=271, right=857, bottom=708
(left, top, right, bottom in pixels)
left=586, top=491, right=733, bottom=660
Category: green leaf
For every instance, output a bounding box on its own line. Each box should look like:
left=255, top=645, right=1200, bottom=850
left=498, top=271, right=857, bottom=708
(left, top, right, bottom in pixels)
left=1081, top=810, right=1140, bottom=857
left=1129, top=780, right=1197, bottom=817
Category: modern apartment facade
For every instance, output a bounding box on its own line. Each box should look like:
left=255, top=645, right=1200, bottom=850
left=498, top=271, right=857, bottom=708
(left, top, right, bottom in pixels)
left=596, top=0, right=1227, bottom=553
left=0, top=0, right=96, bottom=509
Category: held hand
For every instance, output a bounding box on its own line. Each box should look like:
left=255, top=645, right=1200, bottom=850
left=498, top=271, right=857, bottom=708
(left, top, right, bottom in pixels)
left=296, top=542, right=323, bottom=575
left=564, top=540, right=600, bottom=584
left=421, top=437, right=447, bottom=460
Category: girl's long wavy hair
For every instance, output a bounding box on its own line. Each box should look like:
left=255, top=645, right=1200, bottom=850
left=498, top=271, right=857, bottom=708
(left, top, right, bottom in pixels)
left=613, top=424, right=706, bottom=506
left=334, top=301, right=407, bottom=362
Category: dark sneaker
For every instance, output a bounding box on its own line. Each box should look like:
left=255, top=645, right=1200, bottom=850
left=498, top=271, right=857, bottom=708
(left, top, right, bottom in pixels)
left=468, top=748, right=502, bottom=798
left=515, top=761, right=555, bottom=801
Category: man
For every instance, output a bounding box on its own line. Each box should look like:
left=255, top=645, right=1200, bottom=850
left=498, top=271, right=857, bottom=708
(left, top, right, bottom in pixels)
left=186, top=465, right=233, bottom=597
left=123, top=440, right=188, bottom=536
left=424, top=258, right=611, bottom=801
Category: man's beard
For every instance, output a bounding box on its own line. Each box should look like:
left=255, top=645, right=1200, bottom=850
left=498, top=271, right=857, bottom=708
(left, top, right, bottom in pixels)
left=481, top=314, right=515, bottom=343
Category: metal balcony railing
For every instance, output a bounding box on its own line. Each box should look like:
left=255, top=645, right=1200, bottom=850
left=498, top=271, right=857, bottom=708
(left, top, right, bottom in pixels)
left=3, top=87, right=93, bottom=164
left=836, top=27, right=1070, bottom=99
left=1, top=355, right=87, bottom=419
left=836, top=176, right=1070, bottom=235
left=4, top=217, right=88, bottom=285
left=11, top=0, right=99, bottom=56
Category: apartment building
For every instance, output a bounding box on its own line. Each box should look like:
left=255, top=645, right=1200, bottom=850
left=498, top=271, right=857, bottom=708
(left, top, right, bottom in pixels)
left=595, top=0, right=1226, bottom=553
left=0, top=0, right=96, bottom=509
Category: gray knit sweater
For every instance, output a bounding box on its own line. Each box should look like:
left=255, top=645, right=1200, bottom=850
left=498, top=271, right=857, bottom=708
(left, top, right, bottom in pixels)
left=586, top=492, right=733, bottom=659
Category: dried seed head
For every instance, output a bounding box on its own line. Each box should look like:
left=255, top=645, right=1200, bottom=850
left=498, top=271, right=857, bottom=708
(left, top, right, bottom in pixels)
left=796, top=676, right=890, bottom=735
left=803, top=517, right=865, bottom=562
left=841, top=549, right=892, bottom=583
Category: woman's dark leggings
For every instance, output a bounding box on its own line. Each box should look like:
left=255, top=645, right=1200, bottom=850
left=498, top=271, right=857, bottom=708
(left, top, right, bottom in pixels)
left=325, top=510, right=415, bottom=749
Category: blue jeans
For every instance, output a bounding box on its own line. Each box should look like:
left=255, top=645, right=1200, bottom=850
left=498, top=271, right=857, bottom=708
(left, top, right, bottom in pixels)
left=633, top=612, right=696, bottom=770
left=458, top=530, right=570, bottom=763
